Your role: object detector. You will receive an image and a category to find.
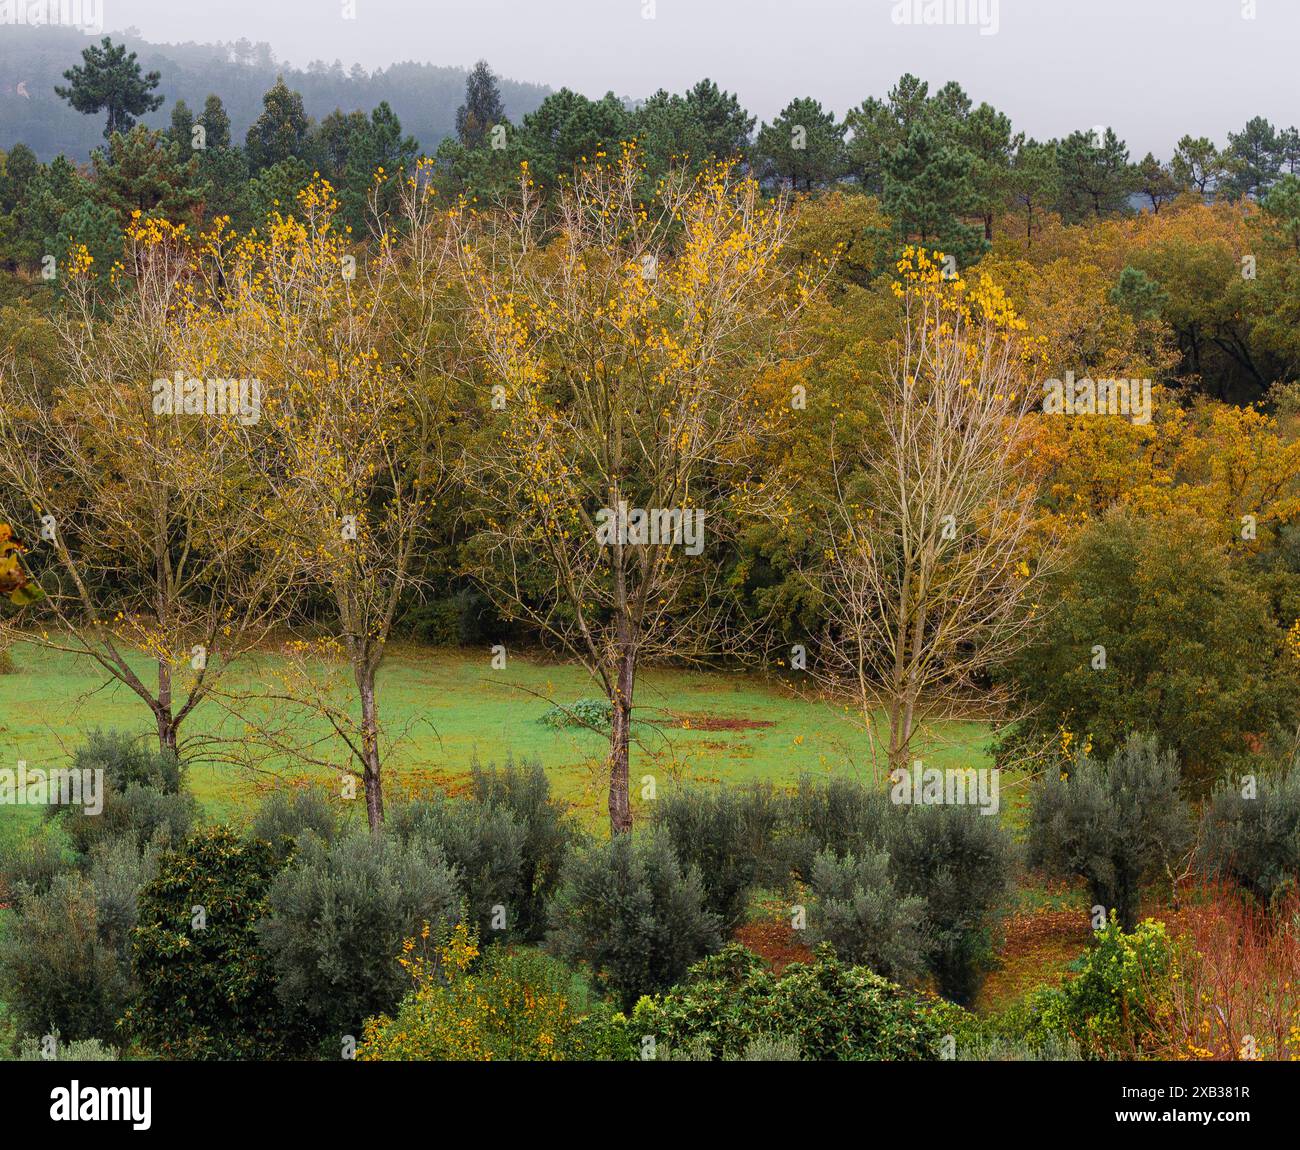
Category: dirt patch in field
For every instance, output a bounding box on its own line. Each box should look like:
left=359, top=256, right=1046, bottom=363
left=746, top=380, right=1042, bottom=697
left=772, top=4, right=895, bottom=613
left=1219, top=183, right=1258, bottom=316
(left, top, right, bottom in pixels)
left=674, top=713, right=777, bottom=732
left=978, top=906, right=1092, bottom=1013
left=733, top=921, right=814, bottom=975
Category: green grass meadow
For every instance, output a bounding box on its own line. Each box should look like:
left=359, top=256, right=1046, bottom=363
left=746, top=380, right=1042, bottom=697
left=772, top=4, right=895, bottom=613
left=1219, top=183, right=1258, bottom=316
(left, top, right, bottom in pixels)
left=0, top=640, right=997, bottom=832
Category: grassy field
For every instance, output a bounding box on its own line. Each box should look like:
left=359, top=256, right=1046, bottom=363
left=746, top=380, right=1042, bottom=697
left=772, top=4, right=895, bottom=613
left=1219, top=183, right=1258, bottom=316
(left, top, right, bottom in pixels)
left=0, top=640, right=996, bottom=830
left=0, top=640, right=1084, bottom=1020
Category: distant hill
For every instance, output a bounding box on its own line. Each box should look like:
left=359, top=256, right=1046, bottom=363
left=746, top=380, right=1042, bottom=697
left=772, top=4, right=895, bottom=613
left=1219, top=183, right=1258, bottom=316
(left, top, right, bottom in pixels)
left=0, top=25, right=551, bottom=161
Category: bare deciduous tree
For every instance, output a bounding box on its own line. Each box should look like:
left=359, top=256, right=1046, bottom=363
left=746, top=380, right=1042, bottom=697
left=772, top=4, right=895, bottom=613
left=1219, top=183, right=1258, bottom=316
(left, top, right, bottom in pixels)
left=814, top=248, right=1057, bottom=772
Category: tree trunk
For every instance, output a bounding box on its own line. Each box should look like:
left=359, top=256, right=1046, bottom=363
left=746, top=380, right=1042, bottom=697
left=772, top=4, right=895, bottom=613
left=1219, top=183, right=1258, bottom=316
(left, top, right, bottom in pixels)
left=607, top=644, right=635, bottom=835
left=358, top=665, right=385, bottom=832
left=155, top=658, right=178, bottom=755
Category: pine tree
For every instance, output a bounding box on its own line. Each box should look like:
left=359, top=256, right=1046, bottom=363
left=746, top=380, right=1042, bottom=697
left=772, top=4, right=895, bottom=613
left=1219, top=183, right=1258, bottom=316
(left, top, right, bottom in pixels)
left=1224, top=116, right=1282, bottom=200
left=169, top=98, right=195, bottom=154
left=883, top=124, right=985, bottom=269
left=91, top=126, right=206, bottom=226
left=754, top=97, right=844, bottom=191
left=199, top=94, right=233, bottom=150
left=456, top=60, right=506, bottom=149
left=55, top=37, right=164, bottom=140
left=245, top=77, right=311, bottom=172
left=1056, top=127, right=1133, bottom=220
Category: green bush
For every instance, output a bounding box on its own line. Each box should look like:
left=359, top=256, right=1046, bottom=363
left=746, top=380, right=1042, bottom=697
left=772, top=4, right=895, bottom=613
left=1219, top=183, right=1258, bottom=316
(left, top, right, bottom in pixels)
left=1028, top=734, right=1192, bottom=930
left=87, top=833, right=162, bottom=970
left=250, top=787, right=338, bottom=863
left=14, top=1032, right=118, bottom=1061
left=358, top=922, right=601, bottom=1061
left=0, top=825, right=74, bottom=899
left=954, top=1033, right=1084, bottom=1061
left=778, top=774, right=890, bottom=883
left=652, top=784, right=780, bottom=931
left=71, top=729, right=184, bottom=794
left=1042, top=917, right=1175, bottom=1057
left=1198, top=769, right=1300, bottom=903
left=124, top=826, right=305, bottom=1059
left=808, top=847, right=927, bottom=981
left=389, top=794, right=524, bottom=940
left=663, top=1033, right=805, bottom=1061
left=0, top=871, right=132, bottom=1042
left=537, top=698, right=613, bottom=731
left=549, top=833, right=722, bottom=1010
left=1004, top=508, right=1296, bottom=788
left=885, top=802, right=1014, bottom=1004
left=59, top=783, right=196, bottom=859
left=471, top=757, right=575, bottom=941
left=259, top=830, right=462, bottom=1041
left=635, top=943, right=947, bottom=1061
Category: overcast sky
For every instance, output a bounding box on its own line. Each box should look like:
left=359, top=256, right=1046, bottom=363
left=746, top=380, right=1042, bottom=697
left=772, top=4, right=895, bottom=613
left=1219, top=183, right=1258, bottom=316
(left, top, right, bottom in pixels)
left=94, top=0, right=1296, bottom=157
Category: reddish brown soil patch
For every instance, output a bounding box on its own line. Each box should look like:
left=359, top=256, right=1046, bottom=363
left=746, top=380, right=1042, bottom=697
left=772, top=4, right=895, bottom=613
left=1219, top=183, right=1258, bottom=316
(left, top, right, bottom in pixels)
left=978, top=906, right=1092, bottom=1013
left=733, top=921, right=814, bottom=975
left=674, top=713, right=777, bottom=732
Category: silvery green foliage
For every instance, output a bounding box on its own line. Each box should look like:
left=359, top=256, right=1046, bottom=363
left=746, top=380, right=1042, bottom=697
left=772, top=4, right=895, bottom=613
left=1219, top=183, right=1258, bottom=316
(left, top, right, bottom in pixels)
left=808, top=847, right=928, bottom=982
left=471, top=757, right=575, bottom=941
left=651, top=784, right=781, bottom=931
left=0, top=871, right=132, bottom=1042
left=778, top=774, right=891, bottom=884
left=549, top=832, right=722, bottom=1010
left=1199, top=769, right=1300, bottom=902
left=259, top=831, right=462, bottom=1039
left=15, top=1032, right=118, bottom=1061
left=955, top=1035, right=1084, bottom=1062
left=72, top=728, right=184, bottom=795
left=251, top=787, right=338, bottom=860
left=0, top=826, right=73, bottom=897
left=388, top=794, right=526, bottom=941
left=1029, top=734, right=1193, bottom=931
left=729, top=1034, right=804, bottom=1061
left=886, top=802, right=1014, bottom=1005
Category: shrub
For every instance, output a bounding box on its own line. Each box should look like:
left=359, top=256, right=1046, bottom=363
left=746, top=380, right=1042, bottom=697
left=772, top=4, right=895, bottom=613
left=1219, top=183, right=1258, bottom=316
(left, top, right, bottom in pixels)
left=389, top=794, right=524, bottom=940
left=549, top=833, right=721, bottom=1010
left=1159, top=886, right=1300, bottom=1060
left=15, top=1032, right=118, bottom=1061
left=778, top=774, right=891, bottom=884
left=652, top=784, right=780, bottom=931
left=954, top=1033, right=1084, bottom=1061
left=124, top=826, right=304, bottom=1059
left=729, top=1034, right=804, bottom=1061
left=358, top=922, right=592, bottom=1061
left=537, top=698, right=612, bottom=731
left=59, top=783, right=196, bottom=860
left=1198, top=770, right=1300, bottom=903
left=0, top=870, right=132, bottom=1042
left=663, top=1033, right=805, bottom=1061
left=1029, top=734, right=1193, bottom=930
left=259, top=830, right=462, bottom=1041
left=71, top=729, right=184, bottom=794
left=1042, top=917, right=1176, bottom=1058
left=87, top=833, right=162, bottom=967
left=634, top=943, right=947, bottom=1061
left=807, top=847, right=927, bottom=981
left=0, top=825, right=74, bottom=899
left=471, top=757, right=575, bottom=941
left=250, top=787, right=338, bottom=863
left=885, top=802, right=1014, bottom=1004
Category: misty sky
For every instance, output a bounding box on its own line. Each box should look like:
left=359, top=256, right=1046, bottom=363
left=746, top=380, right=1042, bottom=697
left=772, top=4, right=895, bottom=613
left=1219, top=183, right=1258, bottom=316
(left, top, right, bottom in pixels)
left=92, top=0, right=1297, bottom=157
